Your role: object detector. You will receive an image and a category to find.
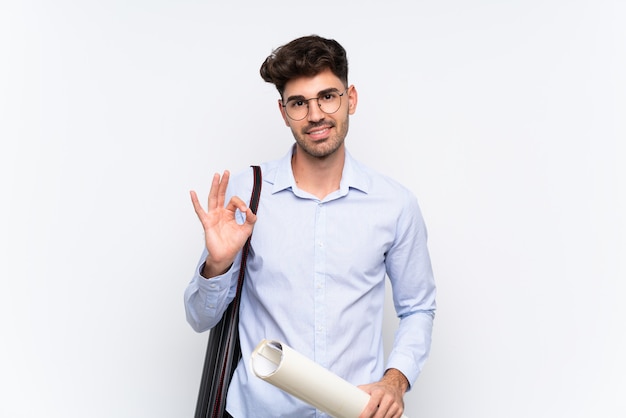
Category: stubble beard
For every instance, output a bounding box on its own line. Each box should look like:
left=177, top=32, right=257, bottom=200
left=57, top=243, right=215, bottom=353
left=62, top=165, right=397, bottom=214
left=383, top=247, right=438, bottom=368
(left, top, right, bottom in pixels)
left=291, top=116, right=350, bottom=159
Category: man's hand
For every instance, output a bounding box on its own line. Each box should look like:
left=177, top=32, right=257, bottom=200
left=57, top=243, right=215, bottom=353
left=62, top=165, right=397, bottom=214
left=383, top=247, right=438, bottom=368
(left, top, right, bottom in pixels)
left=190, top=170, right=257, bottom=278
left=357, top=369, right=408, bottom=418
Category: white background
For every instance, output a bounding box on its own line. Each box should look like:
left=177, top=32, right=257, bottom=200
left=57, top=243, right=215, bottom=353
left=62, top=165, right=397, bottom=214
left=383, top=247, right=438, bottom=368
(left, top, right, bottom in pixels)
left=1, top=1, right=624, bottom=417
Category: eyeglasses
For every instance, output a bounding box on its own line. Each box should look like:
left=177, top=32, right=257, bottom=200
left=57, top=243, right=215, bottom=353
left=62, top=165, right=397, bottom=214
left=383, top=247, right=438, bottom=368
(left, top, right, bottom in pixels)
left=282, top=88, right=348, bottom=121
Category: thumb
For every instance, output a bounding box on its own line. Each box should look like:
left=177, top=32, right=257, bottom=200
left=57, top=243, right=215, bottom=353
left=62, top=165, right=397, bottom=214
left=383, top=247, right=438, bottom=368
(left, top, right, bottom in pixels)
left=244, top=207, right=258, bottom=226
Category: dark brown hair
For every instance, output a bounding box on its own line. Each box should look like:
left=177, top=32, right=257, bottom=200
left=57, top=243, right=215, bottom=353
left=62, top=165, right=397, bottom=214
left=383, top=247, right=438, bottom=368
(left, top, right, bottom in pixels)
left=259, top=35, right=349, bottom=97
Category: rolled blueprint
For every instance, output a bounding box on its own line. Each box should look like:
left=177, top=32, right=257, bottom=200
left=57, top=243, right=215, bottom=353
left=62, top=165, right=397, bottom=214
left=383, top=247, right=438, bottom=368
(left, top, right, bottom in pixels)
left=251, top=339, right=408, bottom=418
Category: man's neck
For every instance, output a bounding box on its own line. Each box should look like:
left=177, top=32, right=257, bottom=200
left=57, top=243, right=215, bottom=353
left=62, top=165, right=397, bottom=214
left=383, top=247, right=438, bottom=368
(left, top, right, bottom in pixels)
left=291, top=146, right=345, bottom=200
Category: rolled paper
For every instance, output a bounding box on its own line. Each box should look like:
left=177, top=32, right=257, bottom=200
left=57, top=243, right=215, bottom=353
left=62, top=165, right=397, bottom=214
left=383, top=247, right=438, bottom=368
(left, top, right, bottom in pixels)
left=251, top=339, right=408, bottom=418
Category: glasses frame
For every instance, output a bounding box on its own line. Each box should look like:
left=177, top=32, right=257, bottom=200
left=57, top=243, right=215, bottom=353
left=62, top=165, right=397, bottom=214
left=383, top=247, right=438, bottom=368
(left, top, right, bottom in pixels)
left=281, top=87, right=349, bottom=121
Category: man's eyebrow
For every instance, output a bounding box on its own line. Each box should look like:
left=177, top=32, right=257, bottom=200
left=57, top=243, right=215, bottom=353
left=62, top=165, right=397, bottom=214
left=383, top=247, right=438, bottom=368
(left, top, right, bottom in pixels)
left=317, top=87, right=341, bottom=96
left=285, top=93, right=306, bottom=102
left=285, top=87, right=341, bottom=102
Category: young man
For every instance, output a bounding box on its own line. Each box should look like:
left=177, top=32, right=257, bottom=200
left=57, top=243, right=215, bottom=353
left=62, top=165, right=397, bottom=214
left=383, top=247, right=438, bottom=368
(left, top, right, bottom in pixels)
left=185, top=35, right=436, bottom=418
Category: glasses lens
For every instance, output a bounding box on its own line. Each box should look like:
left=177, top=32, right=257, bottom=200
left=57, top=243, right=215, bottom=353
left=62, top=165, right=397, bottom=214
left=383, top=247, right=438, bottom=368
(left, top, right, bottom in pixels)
left=285, top=99, right=308, bottom=120
left=284, top=90, right=344, bottom=120
left=318, top=92, right=341, bottom=115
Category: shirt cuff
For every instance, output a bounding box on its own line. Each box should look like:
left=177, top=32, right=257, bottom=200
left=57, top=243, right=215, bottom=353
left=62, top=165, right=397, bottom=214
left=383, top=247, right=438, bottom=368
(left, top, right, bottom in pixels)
left=194, top=261, right=235, bottom=316
left=386, top=352, right=419, bottom=391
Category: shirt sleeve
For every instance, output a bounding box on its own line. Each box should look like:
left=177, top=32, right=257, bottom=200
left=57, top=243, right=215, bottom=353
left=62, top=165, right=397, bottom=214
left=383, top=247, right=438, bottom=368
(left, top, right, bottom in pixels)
left=384, top=193, right=437, bottom=388
left=184, top=248, right=241, bottom=332
left=183, top=168, right=254, bottom=333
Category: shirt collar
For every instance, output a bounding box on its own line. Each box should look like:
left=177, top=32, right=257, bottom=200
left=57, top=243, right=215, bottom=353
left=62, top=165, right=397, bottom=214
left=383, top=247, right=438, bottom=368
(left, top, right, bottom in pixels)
left=269, top=145, right=371, bottom=195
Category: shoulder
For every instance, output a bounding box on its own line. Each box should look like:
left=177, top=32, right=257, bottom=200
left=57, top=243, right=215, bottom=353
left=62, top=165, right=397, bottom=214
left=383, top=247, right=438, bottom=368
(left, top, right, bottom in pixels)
left=225, top=157, right=281, bottom=198
left=349, top=155, right=417, bottom=204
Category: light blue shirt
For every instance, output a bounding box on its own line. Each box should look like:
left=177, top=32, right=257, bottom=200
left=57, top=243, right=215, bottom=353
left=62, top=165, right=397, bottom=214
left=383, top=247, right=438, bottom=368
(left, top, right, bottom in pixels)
left=185, top=147, right=436, bottom=418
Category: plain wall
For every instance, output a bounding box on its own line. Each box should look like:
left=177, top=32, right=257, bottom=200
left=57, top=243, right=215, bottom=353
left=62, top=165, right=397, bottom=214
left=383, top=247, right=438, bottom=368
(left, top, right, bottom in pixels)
left=1, top=0, right=624, bottom=417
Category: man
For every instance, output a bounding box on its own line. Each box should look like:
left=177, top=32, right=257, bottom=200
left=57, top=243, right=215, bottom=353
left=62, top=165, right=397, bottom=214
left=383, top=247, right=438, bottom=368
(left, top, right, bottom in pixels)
left=185, top=35, right=436, bottom=418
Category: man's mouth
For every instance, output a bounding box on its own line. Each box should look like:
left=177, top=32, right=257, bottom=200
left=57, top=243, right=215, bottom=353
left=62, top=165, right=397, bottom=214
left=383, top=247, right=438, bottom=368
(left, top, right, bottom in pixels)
left=305, top=124, right=333, bottom=139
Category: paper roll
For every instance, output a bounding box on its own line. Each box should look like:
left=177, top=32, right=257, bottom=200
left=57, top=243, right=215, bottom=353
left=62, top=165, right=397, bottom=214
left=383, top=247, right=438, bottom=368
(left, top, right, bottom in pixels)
left=251, top=339, right=408, bottom=418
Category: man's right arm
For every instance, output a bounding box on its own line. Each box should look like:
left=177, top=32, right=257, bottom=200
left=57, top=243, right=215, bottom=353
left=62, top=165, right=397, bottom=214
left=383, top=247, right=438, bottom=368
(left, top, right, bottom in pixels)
left=185, top=170, right=257, bottom=332
left=200, top=256, right=234, bottom=279
left=184, top=249, right=241, bottom=332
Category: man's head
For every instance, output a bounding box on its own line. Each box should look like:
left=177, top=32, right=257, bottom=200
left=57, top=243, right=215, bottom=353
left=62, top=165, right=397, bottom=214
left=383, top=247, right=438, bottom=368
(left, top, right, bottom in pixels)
left=259, top=35, right=349, bottom=98
left=260, top=35, right=357, bottom=160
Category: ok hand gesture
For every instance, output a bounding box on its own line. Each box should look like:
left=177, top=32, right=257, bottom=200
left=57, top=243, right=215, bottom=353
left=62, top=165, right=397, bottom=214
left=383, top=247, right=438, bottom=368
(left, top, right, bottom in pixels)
left=190, top=170, right=257, bottom=278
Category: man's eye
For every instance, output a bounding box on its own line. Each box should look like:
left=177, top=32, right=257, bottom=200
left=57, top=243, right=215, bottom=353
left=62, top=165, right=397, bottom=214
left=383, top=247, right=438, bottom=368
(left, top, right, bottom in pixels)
left=290, top=100, right=305, bottom=108
left=320, top=93, right=335, bottom=102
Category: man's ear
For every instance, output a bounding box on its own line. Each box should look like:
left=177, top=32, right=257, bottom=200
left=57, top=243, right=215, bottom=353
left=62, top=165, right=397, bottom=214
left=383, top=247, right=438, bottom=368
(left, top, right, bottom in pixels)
left=347, top=85, right=358, bottom=115
left=278, top=99, right=290, bottom=126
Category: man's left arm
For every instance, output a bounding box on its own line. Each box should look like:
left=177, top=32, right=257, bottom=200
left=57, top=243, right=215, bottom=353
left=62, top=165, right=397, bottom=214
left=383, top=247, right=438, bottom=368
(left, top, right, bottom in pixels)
left=357, top=368, right=409, bottom=418
left=359, top=192, right=437, bottom=417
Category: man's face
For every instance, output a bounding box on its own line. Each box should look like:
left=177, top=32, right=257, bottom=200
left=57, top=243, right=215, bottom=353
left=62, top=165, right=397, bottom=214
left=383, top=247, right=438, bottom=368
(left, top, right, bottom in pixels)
left=279, top=69, right=357, bottom=159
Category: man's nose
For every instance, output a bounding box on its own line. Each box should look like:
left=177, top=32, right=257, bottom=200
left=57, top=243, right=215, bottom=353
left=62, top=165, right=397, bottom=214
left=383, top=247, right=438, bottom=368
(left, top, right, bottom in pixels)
left=307, top=99, right=325, bottom=122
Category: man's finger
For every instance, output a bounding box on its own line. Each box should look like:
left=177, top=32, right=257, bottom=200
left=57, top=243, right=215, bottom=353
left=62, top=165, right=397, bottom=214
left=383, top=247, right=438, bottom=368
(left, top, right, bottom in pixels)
left=207, top=172, right=221, bottom=210
left=244, top=206, right=257, bottom=226
left=190, top=190, right=206, bottom=218
left=224, top=195, right=249, bottom=215
left=216, top=170, right=230, bottom=209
